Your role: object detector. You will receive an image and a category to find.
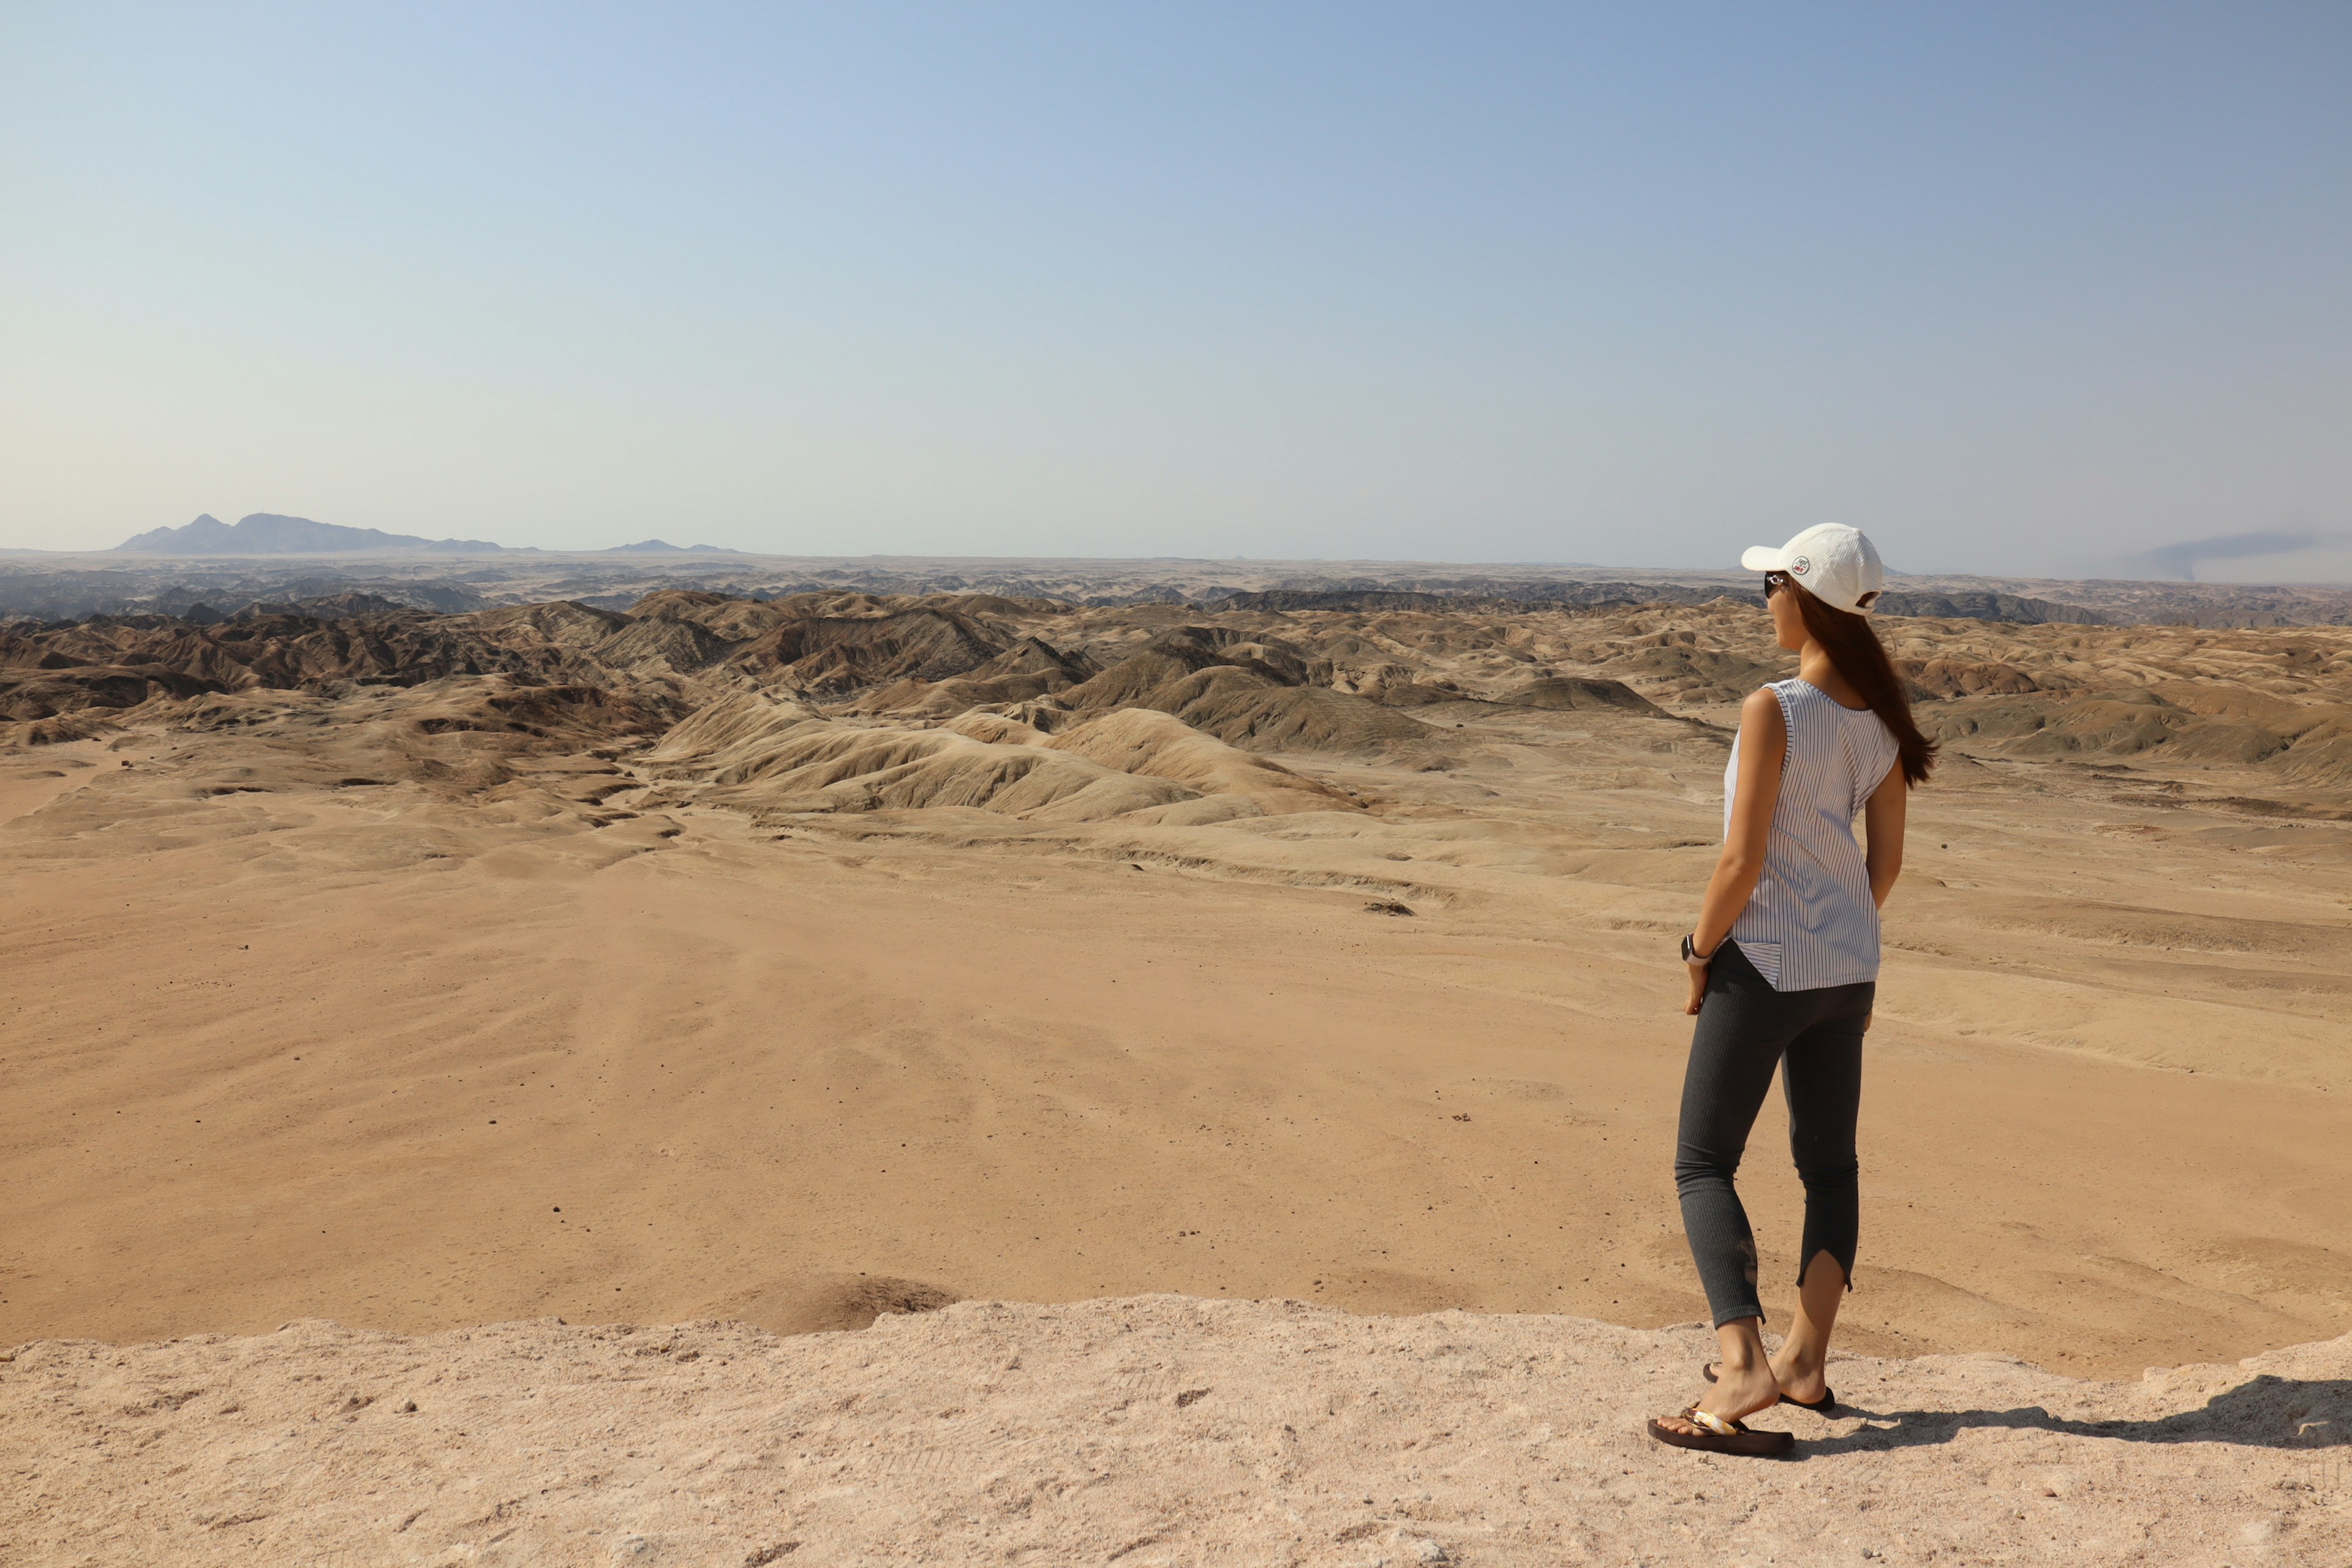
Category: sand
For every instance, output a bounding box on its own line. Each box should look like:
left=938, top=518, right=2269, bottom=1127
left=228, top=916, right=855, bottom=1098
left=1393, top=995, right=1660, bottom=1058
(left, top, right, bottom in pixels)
left=6, top=1301, right=2347, bottom=1566
left=4, top=589, right=2350, bottom=1560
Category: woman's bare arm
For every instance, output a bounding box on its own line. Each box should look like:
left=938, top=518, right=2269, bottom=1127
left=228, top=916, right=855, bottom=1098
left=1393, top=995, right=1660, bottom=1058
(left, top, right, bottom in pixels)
left=1695, top=688, right=1785, bottom=951
left=1862, top=762, right=1907, bottom=909
left=1683, top=689, right=1785, bottom=1013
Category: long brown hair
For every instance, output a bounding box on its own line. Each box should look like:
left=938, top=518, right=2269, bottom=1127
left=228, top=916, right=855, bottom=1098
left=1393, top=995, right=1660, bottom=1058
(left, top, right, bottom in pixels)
left=1787, top=582, right=1937, bottom=786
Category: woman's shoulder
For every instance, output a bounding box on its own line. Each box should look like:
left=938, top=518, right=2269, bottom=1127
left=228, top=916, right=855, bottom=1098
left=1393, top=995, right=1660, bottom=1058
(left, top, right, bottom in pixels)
left=1738, top=685, right=1792, bottom=745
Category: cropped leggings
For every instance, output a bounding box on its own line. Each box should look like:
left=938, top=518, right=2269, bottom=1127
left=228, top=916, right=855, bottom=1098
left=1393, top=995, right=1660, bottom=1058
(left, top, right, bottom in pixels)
left=1674, top=938, right=1872, bottom=1329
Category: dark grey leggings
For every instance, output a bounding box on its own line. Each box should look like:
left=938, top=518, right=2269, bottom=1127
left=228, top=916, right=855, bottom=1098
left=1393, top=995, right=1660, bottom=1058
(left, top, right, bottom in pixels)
left=1674, top=938, right=1873, bottom=1329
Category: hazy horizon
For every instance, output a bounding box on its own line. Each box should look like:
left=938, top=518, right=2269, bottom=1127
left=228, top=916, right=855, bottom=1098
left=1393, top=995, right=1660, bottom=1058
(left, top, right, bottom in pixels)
left=4, top=6, right=2347, bottom=581
left=18, top=519, right=2352, bottom=592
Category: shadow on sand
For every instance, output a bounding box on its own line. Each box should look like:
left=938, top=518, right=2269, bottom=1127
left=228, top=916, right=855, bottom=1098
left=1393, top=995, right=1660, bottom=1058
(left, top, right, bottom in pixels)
left=1792, top=1374, right=2351, bottom=1457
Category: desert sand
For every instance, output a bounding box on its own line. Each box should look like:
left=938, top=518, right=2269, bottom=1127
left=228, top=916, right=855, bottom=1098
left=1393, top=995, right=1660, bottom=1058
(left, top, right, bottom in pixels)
left=4, top=586, right=2350, bottom=1561
left=6, top=1302, right=2347, bottom=1566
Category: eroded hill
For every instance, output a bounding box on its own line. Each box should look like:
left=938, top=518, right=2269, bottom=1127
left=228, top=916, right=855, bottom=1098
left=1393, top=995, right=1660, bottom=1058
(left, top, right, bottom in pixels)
left=7, top=590, right=2350, bottom=818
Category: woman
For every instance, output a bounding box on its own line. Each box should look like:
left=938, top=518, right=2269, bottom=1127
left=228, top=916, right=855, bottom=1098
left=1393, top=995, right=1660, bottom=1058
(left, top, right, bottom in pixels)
left=1647, top=524, right=1936, bottom=1457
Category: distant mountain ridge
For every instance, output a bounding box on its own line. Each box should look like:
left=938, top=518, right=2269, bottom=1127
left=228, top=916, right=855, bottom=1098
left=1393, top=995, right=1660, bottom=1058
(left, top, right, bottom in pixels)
left=606, top=539, right=734, bottom=554
left=1870, top=589, right=2105, bottom=625
left=115, top=513, right=507, bottom=555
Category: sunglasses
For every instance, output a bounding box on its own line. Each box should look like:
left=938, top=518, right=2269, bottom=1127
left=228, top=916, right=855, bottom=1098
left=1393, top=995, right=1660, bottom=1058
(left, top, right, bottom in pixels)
left=1763, top=570, right=1792, bottom=597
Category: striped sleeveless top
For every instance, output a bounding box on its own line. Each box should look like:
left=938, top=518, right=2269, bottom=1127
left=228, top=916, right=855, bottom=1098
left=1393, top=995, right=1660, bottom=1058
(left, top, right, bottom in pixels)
left=1723, top=678, right=1901, bottom=992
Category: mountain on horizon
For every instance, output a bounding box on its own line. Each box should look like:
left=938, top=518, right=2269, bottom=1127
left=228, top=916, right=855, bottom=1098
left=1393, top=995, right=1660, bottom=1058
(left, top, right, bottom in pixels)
left=114, top=513, right=507, bottom=555
left=606, top=538, right=734, bottom=554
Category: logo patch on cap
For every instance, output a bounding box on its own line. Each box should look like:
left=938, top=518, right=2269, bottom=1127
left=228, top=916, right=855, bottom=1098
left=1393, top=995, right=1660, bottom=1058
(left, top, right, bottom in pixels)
left=1790, top=555, right=1811, bottom=575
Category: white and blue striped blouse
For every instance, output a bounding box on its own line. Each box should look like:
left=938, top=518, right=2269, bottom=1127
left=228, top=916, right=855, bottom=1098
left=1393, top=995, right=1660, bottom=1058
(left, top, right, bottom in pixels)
left=1724, top=679, right=1901, bottom=992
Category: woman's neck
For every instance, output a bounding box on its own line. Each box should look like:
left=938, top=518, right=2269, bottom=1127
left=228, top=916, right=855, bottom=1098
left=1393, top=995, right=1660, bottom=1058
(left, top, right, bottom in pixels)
left=1798, top=641, right=1869, bottom=710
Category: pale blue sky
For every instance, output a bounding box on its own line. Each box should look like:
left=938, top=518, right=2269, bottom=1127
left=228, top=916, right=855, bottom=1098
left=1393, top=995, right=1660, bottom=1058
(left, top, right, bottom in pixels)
left=3, top=3, right=2346, bottom=578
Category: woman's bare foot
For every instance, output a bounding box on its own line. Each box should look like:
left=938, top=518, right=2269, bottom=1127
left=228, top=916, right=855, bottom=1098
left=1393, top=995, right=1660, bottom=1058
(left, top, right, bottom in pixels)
left=1659, top=1317, right=1782, bottom=1438
left=1771, top=1349, right=1830, bottom=1406
left=1698, top=1252, right=1848, bottom=1408
left=1703, top=1348, right=1830, bottom=1404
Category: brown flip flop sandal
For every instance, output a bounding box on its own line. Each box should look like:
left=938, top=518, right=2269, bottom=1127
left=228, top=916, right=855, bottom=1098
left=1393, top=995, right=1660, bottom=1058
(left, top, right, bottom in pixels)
left=1647, top=1406, right=1795, bottom=1457
left=1703, top=1362, right=1836, bottom=1412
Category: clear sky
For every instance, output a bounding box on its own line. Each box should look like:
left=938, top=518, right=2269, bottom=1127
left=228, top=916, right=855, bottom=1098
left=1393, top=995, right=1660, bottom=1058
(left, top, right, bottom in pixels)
left=3, top=3, right=2346, bottom=579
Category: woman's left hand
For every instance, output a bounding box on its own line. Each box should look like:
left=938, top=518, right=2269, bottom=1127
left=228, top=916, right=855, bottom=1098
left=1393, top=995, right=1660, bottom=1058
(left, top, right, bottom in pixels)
left=1683, top=959, right=1709, bottom=1016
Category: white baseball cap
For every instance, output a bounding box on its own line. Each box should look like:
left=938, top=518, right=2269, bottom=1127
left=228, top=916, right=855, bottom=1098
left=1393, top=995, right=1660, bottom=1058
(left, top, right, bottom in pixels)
left=1741, top=524, right=1885, bottom=614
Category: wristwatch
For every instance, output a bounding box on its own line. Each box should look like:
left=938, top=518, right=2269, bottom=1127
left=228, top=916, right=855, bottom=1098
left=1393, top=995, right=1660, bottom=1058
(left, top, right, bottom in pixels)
left=1681, top=933, right=1714, bottom=964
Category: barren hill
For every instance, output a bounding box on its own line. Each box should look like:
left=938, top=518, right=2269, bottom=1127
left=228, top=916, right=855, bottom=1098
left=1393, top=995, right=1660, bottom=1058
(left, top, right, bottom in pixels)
left=10, top=589, right=2345, bottom=810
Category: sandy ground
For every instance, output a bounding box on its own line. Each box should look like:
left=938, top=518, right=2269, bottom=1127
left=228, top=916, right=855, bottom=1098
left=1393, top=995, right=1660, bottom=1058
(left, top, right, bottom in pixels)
left=5, top=1299, right=2347, bottom=1566
left=4, top=595, right=2351, bottom=1560
left=5, top=692, right=2350, bottom=1373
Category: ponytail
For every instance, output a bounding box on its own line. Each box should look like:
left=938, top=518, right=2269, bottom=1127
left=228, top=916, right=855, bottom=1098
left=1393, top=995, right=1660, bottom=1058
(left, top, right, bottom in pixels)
left=1791, top=584, right=1937, bottom=786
